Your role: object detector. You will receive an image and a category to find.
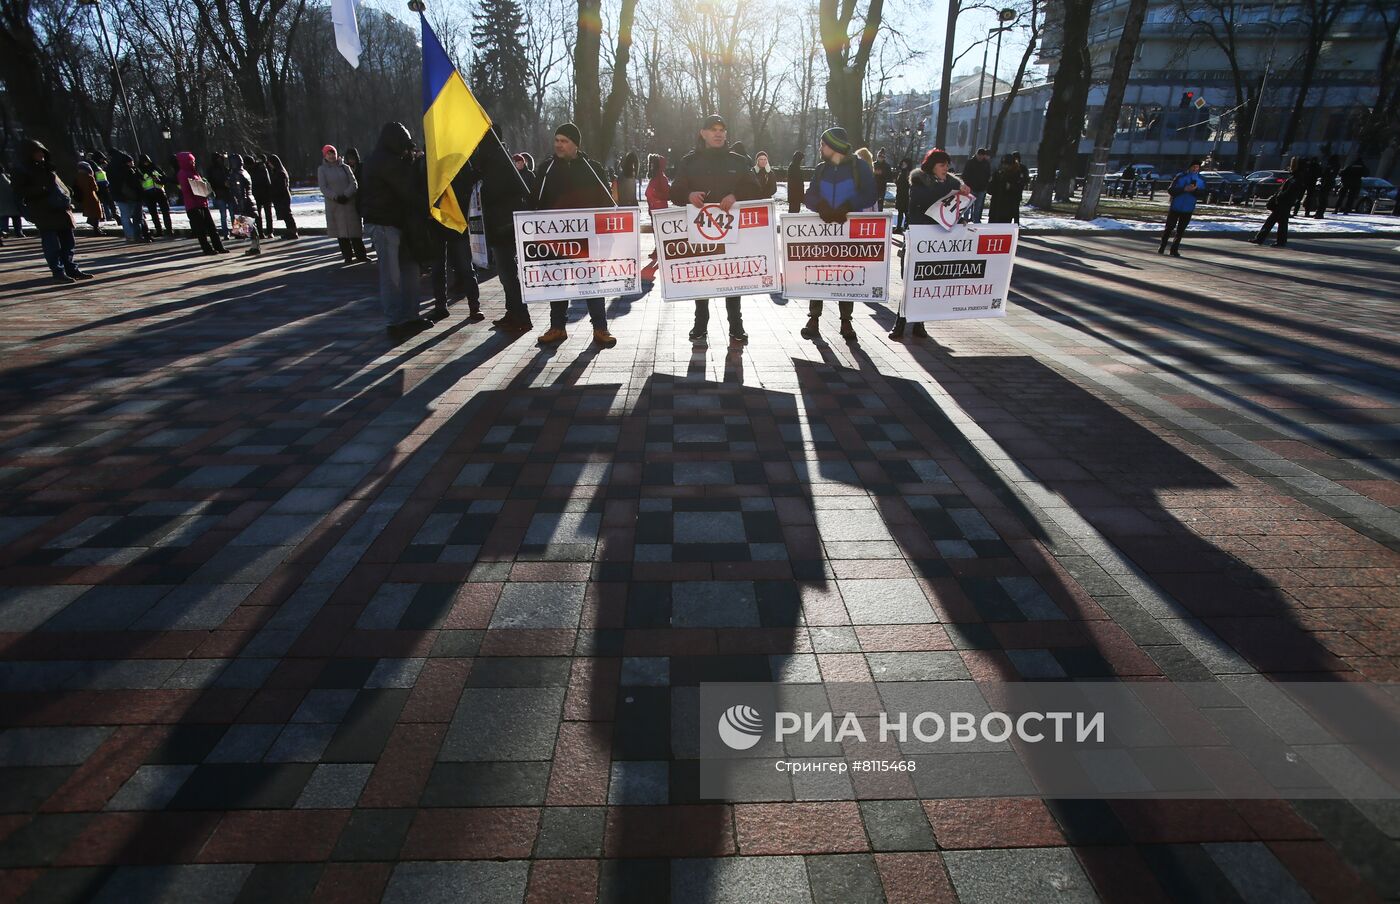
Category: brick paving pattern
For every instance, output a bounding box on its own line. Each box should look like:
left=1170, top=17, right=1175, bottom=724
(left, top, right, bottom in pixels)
left=0, top=233, right=1397, bottom=902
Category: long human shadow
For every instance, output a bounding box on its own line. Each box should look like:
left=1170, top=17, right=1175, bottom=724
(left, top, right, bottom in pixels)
left=1017, top=238, right=1400, bottom=383
left=1011, top=273, right=1400, bottom=479
left=892, top=337, right=1400, bottom=896
left=0, top=306, right=527, bottom=901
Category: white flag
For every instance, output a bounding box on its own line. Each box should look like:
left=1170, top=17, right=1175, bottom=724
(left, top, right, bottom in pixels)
left=332, top=0, right=361, bottom=68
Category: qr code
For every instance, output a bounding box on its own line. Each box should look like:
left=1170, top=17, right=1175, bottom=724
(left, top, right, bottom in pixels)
left=624, top=278, right=636, bottom=291
left=761, top=276, right=773, bottom=288
left=991, top=297, right=1003, bottom=309
left=872, top=287, right=883, bottom=298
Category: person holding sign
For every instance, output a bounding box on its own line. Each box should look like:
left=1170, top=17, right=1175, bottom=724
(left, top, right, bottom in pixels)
left=799, top=126, right=879, bottom=341
left=669, top=114, right=762, bottom=344
left=891, top=147, right=971, bottom=340
left=532, top=122, right=618, bottom=348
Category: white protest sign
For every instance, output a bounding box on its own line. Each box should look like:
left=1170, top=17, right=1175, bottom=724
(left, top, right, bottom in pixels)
left=900, top=224, right=1019, bottom=321
left=779, top=211, right=894, bottom=303
left=686, top=203, right=740, bottom=245
left=468, top=183, right=489, bottom=268
left=925, top=190, right=966, bottom=231
left=653, top=200, right=781, bottom=302
left=513, top=206, right=641, bottom=303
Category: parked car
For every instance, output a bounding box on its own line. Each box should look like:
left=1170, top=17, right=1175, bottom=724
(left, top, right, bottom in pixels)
left=1244, top=169, right=1291, bottom=203
left=1358, top=177, right=1397, bottom=213
left=1199, top=170, right=1247, bottom=204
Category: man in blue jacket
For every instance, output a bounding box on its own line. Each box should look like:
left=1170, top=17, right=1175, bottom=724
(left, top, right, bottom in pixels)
left=1159, top=159, right=1206, bottom=257
left=800, top=126, right=878, bottom=341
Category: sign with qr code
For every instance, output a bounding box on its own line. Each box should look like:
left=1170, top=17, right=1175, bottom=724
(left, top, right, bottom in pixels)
left=779, top=211, right=895, bottom=303
left=513, top=207, right=641, bottom=303
left=652, top=200, right=781, bottom=302
left=900, top=224, right=1019, bottom=321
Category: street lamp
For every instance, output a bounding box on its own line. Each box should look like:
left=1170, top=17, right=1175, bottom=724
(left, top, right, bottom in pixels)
left=78, top=0, right=141, bottom=155
left=971, top=9, right=1017, bottom=154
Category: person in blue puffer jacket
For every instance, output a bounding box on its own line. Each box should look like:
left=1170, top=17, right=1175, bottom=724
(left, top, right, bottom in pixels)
left=800, top=127, right=878, bottom=341
left=1159, top=159, right=1206, bottom=257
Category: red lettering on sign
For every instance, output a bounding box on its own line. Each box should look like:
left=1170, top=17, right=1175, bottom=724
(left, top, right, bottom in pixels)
left=848, top=217, right=886, bottom=239
left=977, top=234, right=1012, bottom=254
left=595, top=212, right=635, bottom=234
left=739, top=206, right=770, bottom=228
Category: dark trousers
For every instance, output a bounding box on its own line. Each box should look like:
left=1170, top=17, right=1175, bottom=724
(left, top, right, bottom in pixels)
left=550, top=298, right=606, bottom=330
left=279, top=212, right=299, bottom=239
left=189, top=207, right=225, bottom=253
left=1254, top=209, right=1291, bottom=246
left=5, top=215, right=22, bottom=235
left=693, top=296, right=743, bottom=334
left=39, top=227, right=78, bottom=276
left=145, top=193, right=172, bottom=235
left=1160, top=210, right=1192, bottom=250
left=431, top=233, right=479, bottom=307
left=336, top=237, right=368, bottom=261
left=808, top=299, right=854, bottom=320
left=1336, top=186, right=1361, bottom=213
left=255, top=201, right=273, bottom=236
left=895, top=207, right=907, bottom=229
left=493, top=242, right=529, bottom=324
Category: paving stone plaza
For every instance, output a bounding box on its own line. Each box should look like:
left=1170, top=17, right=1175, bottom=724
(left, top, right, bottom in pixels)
left=0, top=233, right=1397, bottom=902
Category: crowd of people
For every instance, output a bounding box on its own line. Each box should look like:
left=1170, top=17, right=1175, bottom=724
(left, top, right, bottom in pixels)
left=0, top=122, right=1388, bottom=342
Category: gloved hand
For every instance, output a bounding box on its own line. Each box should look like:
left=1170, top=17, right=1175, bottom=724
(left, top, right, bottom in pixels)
left=832, top=204, right=851, bottom=223
left=814, top=199, right=841, bottom=223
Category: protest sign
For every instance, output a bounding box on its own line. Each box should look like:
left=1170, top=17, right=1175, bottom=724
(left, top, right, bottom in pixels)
left=468, top=184, right=489, bottom=268
left=779, top=211, right=894, bottom=303
left=513, top=206, right=641, bottom=303
left=926, top=191, right=966, bottom=231
left=653, top=200, right=781, bottom=302
left=900, top=224, right=1019, bottom=321
left=686, top=203, right=741, bottom=245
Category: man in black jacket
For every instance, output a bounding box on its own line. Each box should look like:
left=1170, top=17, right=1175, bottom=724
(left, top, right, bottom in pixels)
left=1314, top=156, right=1339, bottom=219
left=248, top=155, right=273, bottom=238
left=963, top=148, right=992, bottom=222
left=533, top=122, right=616, bottom=347
left=360, top=121, right=433, bottom=341
left=13, top=139, right=94, bottom=283
left=466, top=135, right=535, bottom=332
left=669, top=114, right=761, bottom=344
left=1337, top=159, right=1368, bottom=214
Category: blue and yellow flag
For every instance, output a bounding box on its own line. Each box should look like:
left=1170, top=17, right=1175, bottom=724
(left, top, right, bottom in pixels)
left=421, top=17, right=491, bottom=232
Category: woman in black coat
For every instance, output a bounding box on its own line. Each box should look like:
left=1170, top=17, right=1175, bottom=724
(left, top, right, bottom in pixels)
left=986, top=155, right=1024, bottom=224
left=893, top=157, right=912, bottom=231
left=266, top=154, right=300, bottom=239
left=786, top=150, right=804, bottom=214
left=1252, top=156, right=1303, bottom=248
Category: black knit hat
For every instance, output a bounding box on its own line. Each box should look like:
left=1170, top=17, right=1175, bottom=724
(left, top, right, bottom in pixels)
left=820, top=127, right=853, bottom=155
left=555, top=122, right=582, bottom=147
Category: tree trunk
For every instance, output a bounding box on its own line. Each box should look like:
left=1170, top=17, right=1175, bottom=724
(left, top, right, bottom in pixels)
left=1076, top=0, right=1148, bottom=220
left=935, top=0, right=959, bottom=148
left=818, top=0, right=885, bottom=147
left=1029, top=0, right=1092, bottom=209
left=1278, top=38, right=1322, bottom=157
left=0, top=8, right=79, bottom=173
left=573, top=0, right=637, bottom=162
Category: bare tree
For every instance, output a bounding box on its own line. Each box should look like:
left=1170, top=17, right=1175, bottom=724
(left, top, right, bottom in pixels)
left=818, top=0, right=884, bottom=144
left=1178, top=0, right=1264, bottom=171
left=988, top=0, right=1042, bottom=156
left=524, top=0, right=572, bottom=151
left=1076, top=0, right=1149, bottom=219
left=1277, top=0, right=1350, bottom=157
left=190, top=0, right=307, bottom=146
left=1028, top=0, right=1092, bottom=208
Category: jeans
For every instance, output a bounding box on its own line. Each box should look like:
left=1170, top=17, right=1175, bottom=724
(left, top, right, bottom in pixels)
left=213, top=199, right=231, bottom=236
left=969, top=191, right=987, bottom=223
left=1160, top=209, right=1192, bottom=250
left=365, top=223, right=421, bottom=325
left=40, top=227, right=78, bottom=275
left=116, top=200, right=147, bottom=240
left=188, top=207, right=225, bottom=253
left=692, top=297, right=743, bottom=334
left=550, top=298, right=607, bottom=330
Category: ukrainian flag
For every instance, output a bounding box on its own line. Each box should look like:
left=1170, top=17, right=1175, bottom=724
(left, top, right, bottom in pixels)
left=421, top=17, right=490, bottom=232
